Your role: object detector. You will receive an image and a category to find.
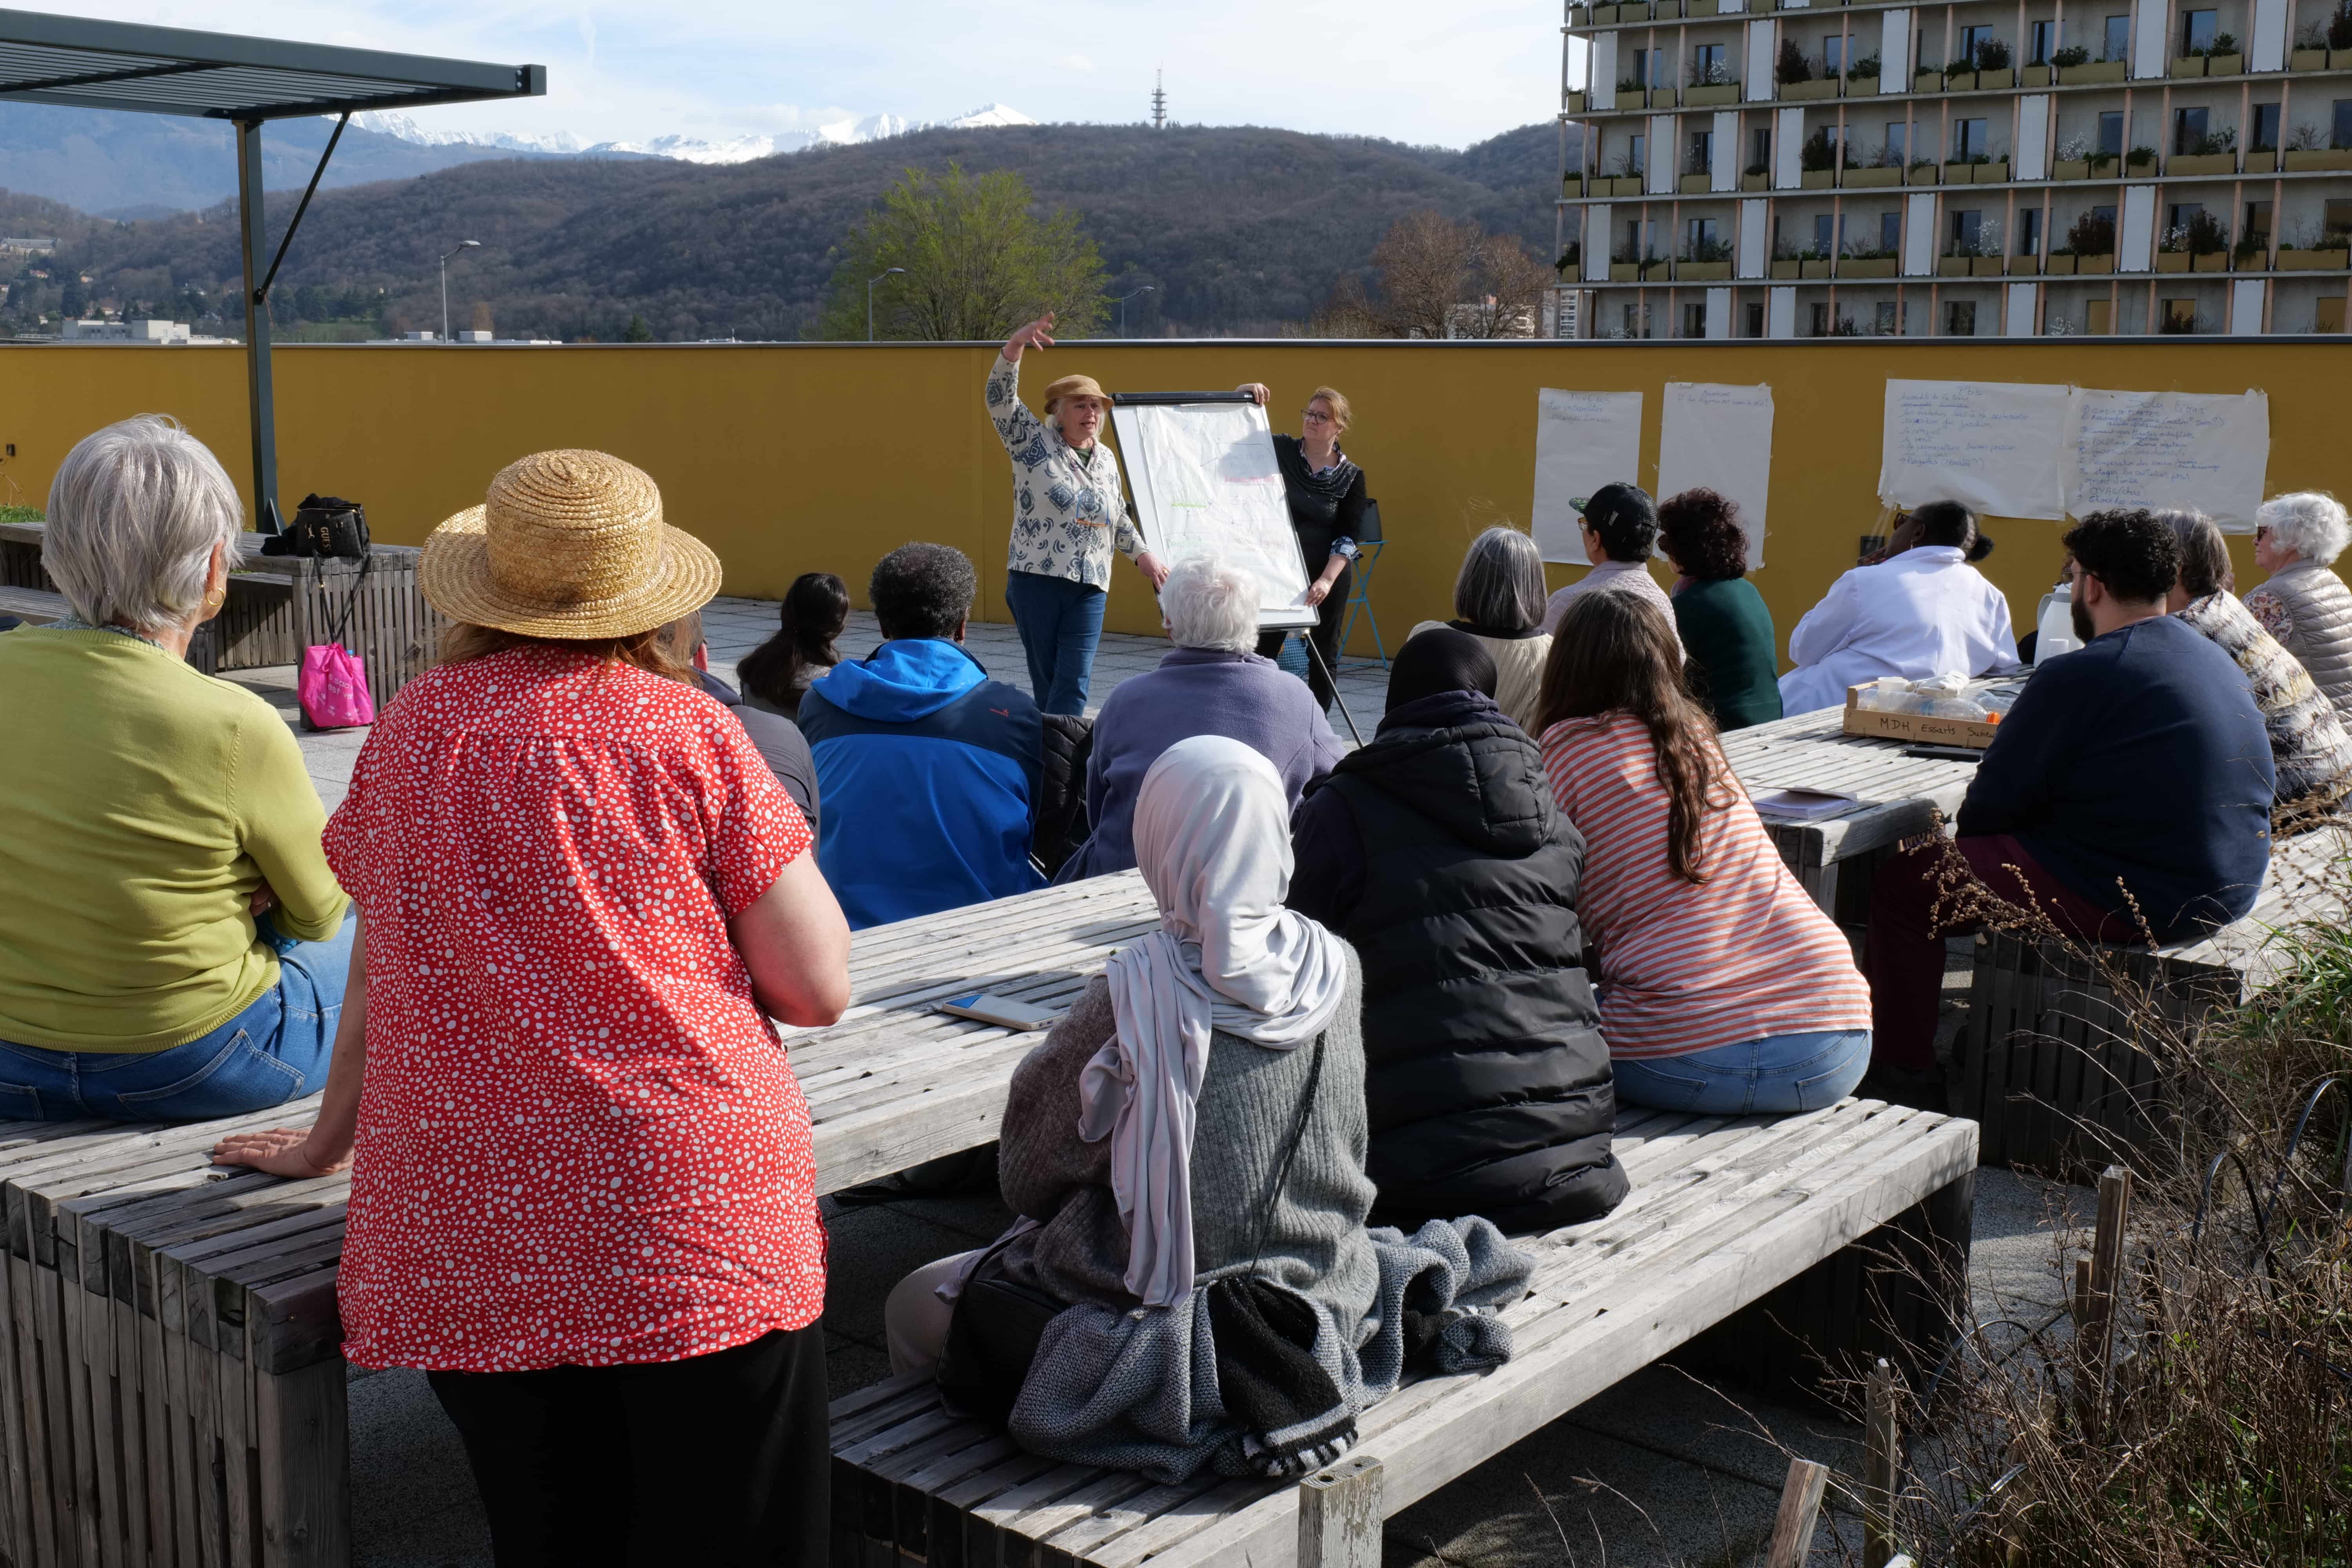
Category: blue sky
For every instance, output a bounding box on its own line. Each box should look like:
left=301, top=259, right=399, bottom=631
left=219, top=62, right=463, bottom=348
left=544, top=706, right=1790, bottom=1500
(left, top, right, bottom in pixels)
left=80, top=2, right=1566, bottom=148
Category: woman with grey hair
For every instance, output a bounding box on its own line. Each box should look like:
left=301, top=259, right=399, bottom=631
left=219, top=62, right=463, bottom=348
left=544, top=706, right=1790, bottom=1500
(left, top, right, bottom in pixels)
left=2158, top=506, right=2352, bottom=829
left=2246, top=490, right=2352, bottom=728
left=1055, top=555, right=1343, bottom=882
left=0, top=415, right=352, bottom=1119
left=1410, top=526, right=1554, bottom=731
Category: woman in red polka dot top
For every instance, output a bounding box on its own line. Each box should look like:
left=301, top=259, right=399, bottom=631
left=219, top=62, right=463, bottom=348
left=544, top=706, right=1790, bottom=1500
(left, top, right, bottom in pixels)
left=215, top=450, right=852, bottom=1565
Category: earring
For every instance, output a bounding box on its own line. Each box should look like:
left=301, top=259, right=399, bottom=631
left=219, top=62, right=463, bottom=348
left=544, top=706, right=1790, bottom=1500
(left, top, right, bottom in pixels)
left=202, top=587, right=226, bottom=612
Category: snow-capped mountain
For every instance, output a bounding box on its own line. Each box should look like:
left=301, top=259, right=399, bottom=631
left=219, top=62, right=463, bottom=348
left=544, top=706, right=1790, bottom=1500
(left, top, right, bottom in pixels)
left=354, top=104, right=1037, bottom=167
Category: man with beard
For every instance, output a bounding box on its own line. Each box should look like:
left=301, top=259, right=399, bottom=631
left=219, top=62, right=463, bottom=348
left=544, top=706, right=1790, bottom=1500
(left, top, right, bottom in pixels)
left=1858, top=509, right=2274, bottom=1107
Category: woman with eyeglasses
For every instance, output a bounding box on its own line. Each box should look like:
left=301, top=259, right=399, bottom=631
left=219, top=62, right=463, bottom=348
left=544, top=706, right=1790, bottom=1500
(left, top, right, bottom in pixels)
left=1238, top=383, right=1368, bottom=713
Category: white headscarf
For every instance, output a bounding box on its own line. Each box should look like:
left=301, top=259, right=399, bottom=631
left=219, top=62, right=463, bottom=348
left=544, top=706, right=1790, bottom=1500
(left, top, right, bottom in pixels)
left=1077, top=735, right=1354, bottom=1307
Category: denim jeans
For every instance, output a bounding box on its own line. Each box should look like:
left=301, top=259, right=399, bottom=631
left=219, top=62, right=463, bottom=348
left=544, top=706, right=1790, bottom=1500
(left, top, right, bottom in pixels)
left=1611, top=1029, right=1873, bottom=1116
left=0, top=909, right=357, bottom=1122
left=1004, top=570, right=1107, bottom=716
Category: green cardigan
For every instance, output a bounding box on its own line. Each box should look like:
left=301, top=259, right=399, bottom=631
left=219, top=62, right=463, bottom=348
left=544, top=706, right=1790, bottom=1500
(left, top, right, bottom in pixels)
left=1671, top=577, right=1783, bottom=732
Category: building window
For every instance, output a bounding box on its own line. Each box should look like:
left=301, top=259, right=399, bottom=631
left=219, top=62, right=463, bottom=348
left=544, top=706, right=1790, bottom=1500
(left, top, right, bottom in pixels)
left=2163, top=296, right=2198, bottom=332
left=1946, top=299, right=1978, bottom=336
left=1875, top=300, right=1904, bottom=334
left=1824, top=34, right=1846, bottom=74
left=2092, top=202, right=2119, bottom=232
left=2173, top=106, right=2209, bottom=153
left=1751, top=126, right=1772, bottom=169
left=2018, top=208, right=2043, bottom=254
left=1809, top=301, right=1831, bottom=336
left=1688, top=129, right=1715, bottom=174
left=2166, top=201, right=2206, bottom=234
left=1683, top=301, right=1708, bottom=338
left=1955, top=118, right=1991, bottom=160
left=1745, top=301, right=1766, bottom=337
left=1885, top=122, right=1907, bottom=163
left=2327, top=199, right=2352, bottom=240
left=2030, top=19, right=2060, bottom=63
left=2102, top=14, right=2131, bottom=61
left=2252, top=102, right=2281, bottom=152
left=2335, top=100, right=2352, bottom=150
left=1960, top=24, right=1995, bottom=64
left=1621, top=302, right=1651, bottom=338
left=1814, top=212, right=1838, bottom=254
left=1629, top=133, right=1647, bottom=172
left=2245, top=199, right=2274, bottom=244
left=2097, top=111, right=2125, bottom=157
left=1692, top=43, right=1726, bottom=79
left=1685, top=218, right=1722, bottom=255
left=1880, top=210, right=1903, bottom=251
left=1950, top=209, right=1984, bottom=250
left=2180, top=9, right=2218, bottom=55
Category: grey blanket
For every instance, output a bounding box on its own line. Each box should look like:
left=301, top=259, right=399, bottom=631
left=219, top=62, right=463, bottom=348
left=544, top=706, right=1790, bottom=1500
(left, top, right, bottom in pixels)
left=1007, top=1215, right=1534, bottom=1484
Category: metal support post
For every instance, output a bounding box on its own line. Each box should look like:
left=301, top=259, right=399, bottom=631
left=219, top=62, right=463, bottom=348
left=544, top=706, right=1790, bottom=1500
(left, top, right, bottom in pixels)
left=234, top=118, right=281, bottom=534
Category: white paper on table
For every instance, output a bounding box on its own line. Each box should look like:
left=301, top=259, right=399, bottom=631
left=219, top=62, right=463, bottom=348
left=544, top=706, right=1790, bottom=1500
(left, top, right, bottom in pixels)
left=1110, top=400, right=1313, bottom=628
left=1877, top=379, right=2070, bottom=521
left=1532, top=388, right=1645, bottom=564
left=1657, top=381, right=1774, bottom=568
left=2062, top=387, right=2270, bottom=530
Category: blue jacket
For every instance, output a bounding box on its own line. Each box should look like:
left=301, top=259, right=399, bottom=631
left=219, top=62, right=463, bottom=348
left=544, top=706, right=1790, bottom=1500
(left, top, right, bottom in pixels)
left=798, top=639, right=1045, bottom=929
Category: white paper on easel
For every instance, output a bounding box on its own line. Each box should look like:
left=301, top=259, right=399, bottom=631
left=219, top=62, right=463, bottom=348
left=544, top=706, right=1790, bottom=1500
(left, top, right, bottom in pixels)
left=1532, top=388, right=1644, bottom=564
left=1877, top=379, right=2070, bottom=520
left=2063, top=387, right=2270, bottom=529
left=1657, top=381, right=1774, bottom=568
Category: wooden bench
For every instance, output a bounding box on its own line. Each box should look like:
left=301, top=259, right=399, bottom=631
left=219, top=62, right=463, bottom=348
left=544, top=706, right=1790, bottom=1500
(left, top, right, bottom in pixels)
left=0, top=873, right=1158, bottom=1568
left=1956, top=825, right=2349, bottom=1174
left=0, top=584, right=69, bottom=625
left=828, top=1098, right=1979, bottom=1568
left=1717, top=708, right=1980, bottom=920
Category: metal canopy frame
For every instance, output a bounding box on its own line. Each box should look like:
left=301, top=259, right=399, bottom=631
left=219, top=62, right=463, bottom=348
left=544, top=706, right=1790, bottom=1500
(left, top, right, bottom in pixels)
left=0, top=9, right=544, bottom=530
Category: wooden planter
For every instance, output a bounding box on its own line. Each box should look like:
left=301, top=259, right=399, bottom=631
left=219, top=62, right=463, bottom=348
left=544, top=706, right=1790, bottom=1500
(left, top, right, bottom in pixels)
left=2125, top=157, right=2158, bottom=176
left=1566, top=91, right=1589, bottom=113
left=1844, top=74, right=1882, bottom=96
left=2232, top=249, right=2270, bottom=270
left=2156, top=250, right=2192, bottom=271
left=2207, top=51, right=2243, bottom=73
left=1649, top=85, right=1681, bottom=106
left=1742, top=171, right=1771, bottom=190
left=1687, top=0, right=1719, bottom=13
left=1564, top=175, right=1587, bottom=196
left=1977, top=68, right=2016, bottom=87
left=2285, top=149, right=2352, bottom=171
left=2078, top=252, right=2117, bottom=273
left=1802, top=167, right=1837, bottom=187
left=1782, top=77, right=1840, bottom=99
left=1610, top=262, right=1642, bottom=281
left=2169, top=54, right=2207, bottom=76
left=1802, top=258, right=1833, bottom=278
left=1611, top=175, right=1648, bottom=194
left=1943, top=161, right=1977, bottom=182
left=2333, top=47, right=2352, bottom=67
left=1937, top=255, right=1973, bottom=276
left=1913, top=69, right=1944, bottom=91
left=1846, top=165, right=1903, bottom=186
left=2279, top=247, right=2352, bottom=270
left=2060, top=60, right=2129, bottom=83
left=1688, top=82, right=1741, bottom=105
left=2021, top=64, right=2053, bottom=85
left=1681, top=172, right=1715, bottom=192
left=1771, top=258, right=1802, bottom=278
left=2246, top=150, right=2279, bottom=172
left=1837, top=256, right=1900, bottom=278
left=2168, top=152, right=2237, bottom=175
left=1972, top=255, right=2005, bottom=276
left=2045, top=252, right=2079, bottom=274
left=1678, top=260, right=1734, bottom=280
left=2192, top=250, right=2229, bottom=271
left=2292, top=46, right=2329, bottom=69
left=1907, top=163, right=1941, bottom=184
left=2053, top=158, right=2090, bottom=179
left=1591, top=3, right=1619, bottom=20
left=1974, top=160, right=2011, bottom=182
left=1942, top=69, right=1980, bottom=90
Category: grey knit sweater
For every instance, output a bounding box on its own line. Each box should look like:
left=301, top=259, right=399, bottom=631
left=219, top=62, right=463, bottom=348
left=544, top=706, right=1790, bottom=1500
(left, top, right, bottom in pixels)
left=994, top=956, right=1379, bottom=1327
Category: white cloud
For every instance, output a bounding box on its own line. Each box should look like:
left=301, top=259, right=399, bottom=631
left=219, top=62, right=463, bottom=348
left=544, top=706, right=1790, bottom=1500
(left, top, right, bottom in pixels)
left=64, top=2, right=1557, bottom=149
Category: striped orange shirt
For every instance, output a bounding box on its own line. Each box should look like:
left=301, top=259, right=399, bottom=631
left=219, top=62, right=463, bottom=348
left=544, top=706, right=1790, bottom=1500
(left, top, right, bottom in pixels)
left=1539, top=712, right=1872, bottom=1059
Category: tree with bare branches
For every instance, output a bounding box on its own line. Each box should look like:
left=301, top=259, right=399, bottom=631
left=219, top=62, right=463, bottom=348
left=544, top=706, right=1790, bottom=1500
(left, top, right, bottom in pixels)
left=1306, top=210, right=1552, bottom=339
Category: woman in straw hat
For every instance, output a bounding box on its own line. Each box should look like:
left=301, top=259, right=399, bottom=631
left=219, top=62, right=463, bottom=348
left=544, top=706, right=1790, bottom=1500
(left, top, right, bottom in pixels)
left=215, top=450, right=852, bottom=1565
left=986, top=311, right=1169, bottom=714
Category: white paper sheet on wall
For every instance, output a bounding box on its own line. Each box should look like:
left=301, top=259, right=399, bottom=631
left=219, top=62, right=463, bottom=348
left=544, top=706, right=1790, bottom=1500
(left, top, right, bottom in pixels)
left=2063, top=388, right=2270, bottom=529
left=1877, top=379, right=2071, bottom=519
left=1657, top=382, right=1773, bottom=568
left=1532, top=388, right=1646, bottom=564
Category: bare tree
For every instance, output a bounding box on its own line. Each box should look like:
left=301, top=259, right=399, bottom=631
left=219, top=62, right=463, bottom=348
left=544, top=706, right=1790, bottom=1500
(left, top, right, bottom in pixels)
left=1370, top=211, right=1481, bottom=338
left=1451, top=234, right=1553, bottom=339
left=1303, top=273, right=1387, bottom=338
left=1303, top=211, right=1553, bottom=339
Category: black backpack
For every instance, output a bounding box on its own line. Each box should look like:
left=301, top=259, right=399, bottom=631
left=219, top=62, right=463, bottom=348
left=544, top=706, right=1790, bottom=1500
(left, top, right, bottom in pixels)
left=261, top=494, right=370, bottom=560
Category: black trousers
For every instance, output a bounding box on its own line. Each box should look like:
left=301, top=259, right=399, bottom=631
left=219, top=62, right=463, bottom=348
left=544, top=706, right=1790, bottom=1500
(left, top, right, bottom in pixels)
left=1256, top=557, right=1354, bottom=712
left=427, top=1325, right=830, bottom=1567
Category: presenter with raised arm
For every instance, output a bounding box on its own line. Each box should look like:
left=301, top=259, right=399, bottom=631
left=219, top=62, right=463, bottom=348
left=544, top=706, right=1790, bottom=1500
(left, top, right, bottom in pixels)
left=985, top=313, right=1167, bottom=715
left=1239, top=382, right=1368, bottom=713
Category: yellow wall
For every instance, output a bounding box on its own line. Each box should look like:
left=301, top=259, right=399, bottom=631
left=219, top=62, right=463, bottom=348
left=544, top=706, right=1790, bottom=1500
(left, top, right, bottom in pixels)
left=4, top=340, right=2341, bottom=664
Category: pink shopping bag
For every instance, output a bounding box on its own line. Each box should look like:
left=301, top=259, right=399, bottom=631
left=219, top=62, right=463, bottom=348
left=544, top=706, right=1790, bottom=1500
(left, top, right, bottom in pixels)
left=298, top=641, right=376, bottom=730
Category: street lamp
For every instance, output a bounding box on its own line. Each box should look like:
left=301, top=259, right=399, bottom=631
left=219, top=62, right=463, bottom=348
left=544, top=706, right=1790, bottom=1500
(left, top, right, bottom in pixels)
left=1117, top=285, right=1156, bottom=338
left=439, top=240, right=482, bottom=343
left=867, top=267, right=907, bottom=341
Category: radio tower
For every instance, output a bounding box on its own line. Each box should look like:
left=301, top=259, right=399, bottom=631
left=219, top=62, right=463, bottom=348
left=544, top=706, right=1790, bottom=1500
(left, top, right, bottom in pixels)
left=1151, top=69, right=1166, bottom=130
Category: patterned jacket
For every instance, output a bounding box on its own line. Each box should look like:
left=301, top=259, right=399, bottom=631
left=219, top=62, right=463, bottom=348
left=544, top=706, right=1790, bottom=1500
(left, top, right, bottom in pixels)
left=985, top=354, right=1145, bottom=589
left=2179, top=588, right=2352, bottom=827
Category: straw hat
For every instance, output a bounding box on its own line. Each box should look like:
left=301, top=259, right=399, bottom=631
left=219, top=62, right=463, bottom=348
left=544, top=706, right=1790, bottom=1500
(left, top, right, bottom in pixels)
left=419, top=449, right=720, bottom=639
left=1041, top=373, right=1109, bottom=415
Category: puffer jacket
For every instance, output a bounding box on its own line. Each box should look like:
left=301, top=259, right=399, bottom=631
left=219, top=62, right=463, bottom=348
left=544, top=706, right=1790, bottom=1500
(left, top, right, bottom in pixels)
left=1287, top=689, right=1628, bottom=1233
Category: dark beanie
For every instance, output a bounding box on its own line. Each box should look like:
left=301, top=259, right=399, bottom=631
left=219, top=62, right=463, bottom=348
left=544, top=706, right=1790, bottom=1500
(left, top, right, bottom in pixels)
left=1386, top=626, right=1499, bottom=712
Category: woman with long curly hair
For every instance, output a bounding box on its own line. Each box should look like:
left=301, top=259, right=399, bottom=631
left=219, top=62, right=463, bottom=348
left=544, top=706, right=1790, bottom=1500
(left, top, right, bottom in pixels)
left=1533, top=592, right=1871, bottom=1113
left=1656, top=488, right=1781, bottom=732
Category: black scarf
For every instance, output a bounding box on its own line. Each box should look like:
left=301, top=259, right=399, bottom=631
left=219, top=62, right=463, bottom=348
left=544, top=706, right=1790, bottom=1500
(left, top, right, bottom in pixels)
left=1386, top=627, right=1500, bottom=712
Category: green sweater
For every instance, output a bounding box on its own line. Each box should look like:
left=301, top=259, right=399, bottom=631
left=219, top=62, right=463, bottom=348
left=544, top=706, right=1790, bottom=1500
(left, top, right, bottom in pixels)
left=1671, top=577, right=1783, bottom=733
left=0, top=627, right=347, bottom=1051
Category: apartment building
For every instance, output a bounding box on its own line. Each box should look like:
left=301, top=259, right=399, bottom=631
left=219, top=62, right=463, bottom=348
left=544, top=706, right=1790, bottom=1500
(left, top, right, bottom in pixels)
left=1556, top=0, right=2352, bottom=336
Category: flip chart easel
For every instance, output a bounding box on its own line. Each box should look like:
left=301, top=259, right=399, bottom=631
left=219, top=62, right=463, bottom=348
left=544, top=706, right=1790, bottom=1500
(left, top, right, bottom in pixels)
left=1110, top=392, right=1316, bottom=632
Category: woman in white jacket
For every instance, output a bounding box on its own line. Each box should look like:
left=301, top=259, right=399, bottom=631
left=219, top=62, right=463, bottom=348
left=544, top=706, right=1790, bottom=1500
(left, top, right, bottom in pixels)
left=1777, top=501, right=2016, bottom=715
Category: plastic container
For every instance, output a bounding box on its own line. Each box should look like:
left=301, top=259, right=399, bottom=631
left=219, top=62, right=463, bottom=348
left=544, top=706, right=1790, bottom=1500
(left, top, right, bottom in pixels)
left=2036, top=583, right=2082, bottom=664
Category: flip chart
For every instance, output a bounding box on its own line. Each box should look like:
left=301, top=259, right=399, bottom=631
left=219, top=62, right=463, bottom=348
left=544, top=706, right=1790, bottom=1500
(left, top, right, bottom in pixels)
left=1657, top=381, right=1775, bottom=568
left=1877, top=379, right=2071, bottom=520
left=2064, top=388, right=2270, bottom=528
left=1111, top=397, right=1314, bottom=629
left=1532, top=388, right=1645, bottom=564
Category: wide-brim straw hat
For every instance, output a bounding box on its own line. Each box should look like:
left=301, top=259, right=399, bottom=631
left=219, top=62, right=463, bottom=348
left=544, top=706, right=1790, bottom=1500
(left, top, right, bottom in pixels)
left=1041, top=373, right=1109, bottom=414
left=419, top=448, right=721, bottom=639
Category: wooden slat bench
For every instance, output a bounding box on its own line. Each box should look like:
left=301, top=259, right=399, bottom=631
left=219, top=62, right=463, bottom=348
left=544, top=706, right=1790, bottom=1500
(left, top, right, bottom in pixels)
left=0, top=873, right=1158, bottom=1568
left=828, top=1098, right=1979, bottom=1568
left=1717, top=708, right=1980, bottom=920
left=1956, top=825, right=2350, bottom=1174
left=0, top=584, right=69, bottom=625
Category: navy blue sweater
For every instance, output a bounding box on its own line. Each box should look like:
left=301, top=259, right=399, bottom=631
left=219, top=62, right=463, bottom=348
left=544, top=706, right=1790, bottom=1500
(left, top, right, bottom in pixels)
left=1958, top=614, right=2274, bottom=937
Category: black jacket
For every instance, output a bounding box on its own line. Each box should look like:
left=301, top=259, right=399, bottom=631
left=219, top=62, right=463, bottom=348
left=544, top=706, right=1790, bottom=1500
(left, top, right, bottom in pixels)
left=1289, top=690, right=1627, bottom=1233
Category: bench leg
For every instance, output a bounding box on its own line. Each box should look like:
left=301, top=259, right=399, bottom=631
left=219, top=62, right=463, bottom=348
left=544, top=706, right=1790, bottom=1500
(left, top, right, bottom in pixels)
left=256, top=1359, right=349, bottom=1568
left=1296, top=1454, right=1383, bottom=1568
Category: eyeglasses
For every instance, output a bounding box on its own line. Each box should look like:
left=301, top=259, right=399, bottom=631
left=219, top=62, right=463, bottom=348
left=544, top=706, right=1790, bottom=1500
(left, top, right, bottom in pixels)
left=1300, top=408, right=1333, bottom=424
left=2255, top=524, right=2272, bottom=540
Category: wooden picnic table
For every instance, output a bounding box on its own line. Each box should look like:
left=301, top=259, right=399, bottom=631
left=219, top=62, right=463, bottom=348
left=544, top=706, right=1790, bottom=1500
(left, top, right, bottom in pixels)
left=1717, top=706, right=1984, bottom=915
left=0, top=871, right=1159, bottom=1568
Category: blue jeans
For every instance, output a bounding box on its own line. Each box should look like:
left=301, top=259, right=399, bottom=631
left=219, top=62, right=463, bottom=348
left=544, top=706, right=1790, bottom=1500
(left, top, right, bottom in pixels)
left=1004, top=570, right=1107, bottom=716
left=0, top=910, right=357, bottom=1122
left=1612, top=1029, right=1873, bottom=1116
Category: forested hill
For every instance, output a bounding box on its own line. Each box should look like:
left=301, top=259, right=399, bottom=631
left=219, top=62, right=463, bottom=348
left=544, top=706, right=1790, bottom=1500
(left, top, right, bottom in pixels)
left=31, top=120, right=1573, bottom=342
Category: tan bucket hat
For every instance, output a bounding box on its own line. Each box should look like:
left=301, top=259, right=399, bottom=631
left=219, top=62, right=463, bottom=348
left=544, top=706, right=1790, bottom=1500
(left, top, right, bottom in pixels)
left=419, top=449, right=721, bottom=639
left=1041, top=373, right=1109, bottom=415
